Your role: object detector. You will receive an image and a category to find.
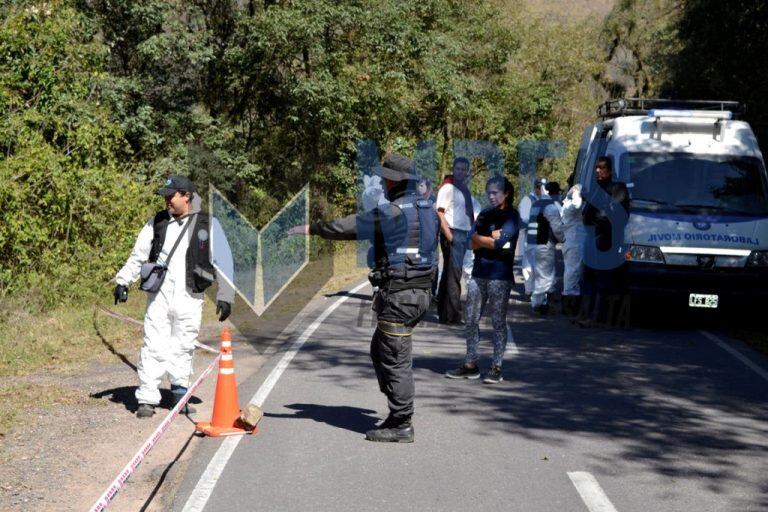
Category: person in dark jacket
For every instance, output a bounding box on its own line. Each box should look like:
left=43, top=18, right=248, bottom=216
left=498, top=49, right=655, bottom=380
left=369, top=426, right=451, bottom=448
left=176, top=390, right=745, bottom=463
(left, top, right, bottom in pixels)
left=446, top=176, right=519, bottom=383
left=578, top=157, right=630, bottom=327
left=289, top=154, right=438, bottom=443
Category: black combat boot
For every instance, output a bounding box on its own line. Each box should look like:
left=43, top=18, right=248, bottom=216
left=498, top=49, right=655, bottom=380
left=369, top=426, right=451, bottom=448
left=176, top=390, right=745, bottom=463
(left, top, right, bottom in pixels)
left=365, top=416, right=414, bottom=443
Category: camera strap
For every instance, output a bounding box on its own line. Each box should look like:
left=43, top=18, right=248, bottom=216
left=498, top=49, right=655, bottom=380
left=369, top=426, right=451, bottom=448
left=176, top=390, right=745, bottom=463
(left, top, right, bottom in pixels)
left=158, top=213, right=197, bottom=267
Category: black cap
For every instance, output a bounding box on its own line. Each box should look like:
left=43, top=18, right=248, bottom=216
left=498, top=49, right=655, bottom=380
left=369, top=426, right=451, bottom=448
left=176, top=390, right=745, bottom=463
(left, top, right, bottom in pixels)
left=156, top=175, right=196, bottom=196
left=534, top=176, right=548, bottom=187
left=372, top=154, right=418, bottom=182
left=545, top=181, right=562, bottom=195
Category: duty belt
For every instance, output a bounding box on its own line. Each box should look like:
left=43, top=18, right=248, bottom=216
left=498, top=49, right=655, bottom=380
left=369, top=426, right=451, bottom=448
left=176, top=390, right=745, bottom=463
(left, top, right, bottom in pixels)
left=377, top=320, right=413, bottom=337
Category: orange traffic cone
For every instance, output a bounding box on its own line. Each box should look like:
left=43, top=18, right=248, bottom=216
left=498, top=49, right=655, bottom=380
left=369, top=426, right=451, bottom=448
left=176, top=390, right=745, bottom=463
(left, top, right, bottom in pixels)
left=195, top=328, right=255, bottom=437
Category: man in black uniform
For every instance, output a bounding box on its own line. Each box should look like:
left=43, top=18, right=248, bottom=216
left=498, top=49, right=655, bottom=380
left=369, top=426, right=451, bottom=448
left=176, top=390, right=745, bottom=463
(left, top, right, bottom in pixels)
left=578, top=156, right=630, bottom=327
left=290, top=154, right=438, bottom=443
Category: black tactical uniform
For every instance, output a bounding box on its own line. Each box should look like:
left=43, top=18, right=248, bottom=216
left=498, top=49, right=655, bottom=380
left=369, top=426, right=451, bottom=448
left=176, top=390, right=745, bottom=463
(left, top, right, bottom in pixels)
left=308, top=154, right=438, bottom=443
left=580, top=174, right=630, bottom=326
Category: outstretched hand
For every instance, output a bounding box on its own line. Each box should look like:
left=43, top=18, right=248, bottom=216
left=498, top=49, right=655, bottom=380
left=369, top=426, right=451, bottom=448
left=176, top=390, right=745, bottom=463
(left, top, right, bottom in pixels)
left=288, top=225, right=309, bottom=236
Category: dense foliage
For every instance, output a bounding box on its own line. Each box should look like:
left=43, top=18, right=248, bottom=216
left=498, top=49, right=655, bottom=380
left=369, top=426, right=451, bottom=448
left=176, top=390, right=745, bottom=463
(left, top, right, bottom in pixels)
left=1, top=0, right=605, bottom=308
left=0, top=3, right=150, bottom=305
left=601, top=0, right=768, bottom=149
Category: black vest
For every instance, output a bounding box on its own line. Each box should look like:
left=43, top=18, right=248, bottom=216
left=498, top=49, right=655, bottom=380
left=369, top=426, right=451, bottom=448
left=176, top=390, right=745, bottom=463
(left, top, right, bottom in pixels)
left=372, top=193, right=438, bottom=290
left=148, top=210, right=216, bottom=293
left=528, top=197, right=559, bottom=245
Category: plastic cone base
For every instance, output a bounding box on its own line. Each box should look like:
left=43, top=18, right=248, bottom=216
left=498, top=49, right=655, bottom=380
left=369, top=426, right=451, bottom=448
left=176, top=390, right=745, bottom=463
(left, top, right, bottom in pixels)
left=195, top=421, right=257, bottom=437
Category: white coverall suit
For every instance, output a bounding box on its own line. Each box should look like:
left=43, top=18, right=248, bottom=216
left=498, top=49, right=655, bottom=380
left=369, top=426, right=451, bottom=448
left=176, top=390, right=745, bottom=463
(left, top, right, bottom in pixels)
left=518, top=192, right=537, bottom=295
left=560, top=185, right=586, bottom=297
left=531, top=198, right=563, bottom=309
left=115, top=197, right=234, bottom=406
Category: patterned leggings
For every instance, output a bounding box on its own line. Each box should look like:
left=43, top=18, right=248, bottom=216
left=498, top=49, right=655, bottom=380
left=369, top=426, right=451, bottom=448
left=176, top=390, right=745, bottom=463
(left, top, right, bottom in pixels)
left=464, top=277, right=513, bottom=368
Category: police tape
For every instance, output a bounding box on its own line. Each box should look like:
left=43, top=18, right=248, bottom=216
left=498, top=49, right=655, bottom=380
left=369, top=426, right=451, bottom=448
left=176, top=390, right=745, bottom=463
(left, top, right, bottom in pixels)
left=89, top=353, right=221, bottom=512
left=96, top=305, right=219, bottom=355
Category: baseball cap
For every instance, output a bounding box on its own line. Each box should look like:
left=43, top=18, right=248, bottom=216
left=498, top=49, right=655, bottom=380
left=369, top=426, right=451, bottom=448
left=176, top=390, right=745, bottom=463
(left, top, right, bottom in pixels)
left=156, top=175, right=196, bottom=196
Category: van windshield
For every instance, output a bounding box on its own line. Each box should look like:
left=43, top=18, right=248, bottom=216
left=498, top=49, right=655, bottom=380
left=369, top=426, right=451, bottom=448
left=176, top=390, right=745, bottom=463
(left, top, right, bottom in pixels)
left=625, top=152, right=768, bottom=216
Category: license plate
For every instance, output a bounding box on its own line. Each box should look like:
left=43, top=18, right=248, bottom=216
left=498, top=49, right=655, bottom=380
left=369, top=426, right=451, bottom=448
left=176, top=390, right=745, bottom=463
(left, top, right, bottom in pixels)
left=689, top=293, right=718, bottom=308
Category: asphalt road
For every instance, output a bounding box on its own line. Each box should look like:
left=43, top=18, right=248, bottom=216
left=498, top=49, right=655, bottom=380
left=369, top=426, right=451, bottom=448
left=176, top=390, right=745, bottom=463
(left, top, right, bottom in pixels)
left=172, top=281, right=768, bottom=512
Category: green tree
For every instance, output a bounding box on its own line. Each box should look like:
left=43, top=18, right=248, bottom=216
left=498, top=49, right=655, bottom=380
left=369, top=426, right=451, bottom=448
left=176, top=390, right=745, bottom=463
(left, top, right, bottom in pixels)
left=0, top=1, right=150, bottom=306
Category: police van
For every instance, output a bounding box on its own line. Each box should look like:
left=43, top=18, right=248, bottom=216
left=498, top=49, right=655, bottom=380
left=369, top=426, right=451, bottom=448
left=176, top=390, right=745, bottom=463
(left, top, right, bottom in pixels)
left=573, top=98, right=768, bottom=311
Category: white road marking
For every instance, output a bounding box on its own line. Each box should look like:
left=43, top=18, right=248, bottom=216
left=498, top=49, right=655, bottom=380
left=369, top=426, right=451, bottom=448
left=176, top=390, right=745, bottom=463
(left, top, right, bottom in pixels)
left=506, top=324, right=519, bottom=356
left=181, top=281, right=369, bottom=512
left=568, top=472, right=619, bottom=512
left=700, top=330, right=768, bottom=383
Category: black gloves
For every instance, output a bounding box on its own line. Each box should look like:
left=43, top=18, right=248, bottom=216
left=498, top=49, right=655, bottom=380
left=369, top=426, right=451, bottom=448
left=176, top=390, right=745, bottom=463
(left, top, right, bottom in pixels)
left=216, top=300, right=232, bottom=322
left=114, top=284, right=128, bottom=305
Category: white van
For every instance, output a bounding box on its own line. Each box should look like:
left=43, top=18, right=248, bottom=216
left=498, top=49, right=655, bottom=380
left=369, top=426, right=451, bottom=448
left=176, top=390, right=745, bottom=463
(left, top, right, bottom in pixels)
left=573, top=99, right=768, bottom=311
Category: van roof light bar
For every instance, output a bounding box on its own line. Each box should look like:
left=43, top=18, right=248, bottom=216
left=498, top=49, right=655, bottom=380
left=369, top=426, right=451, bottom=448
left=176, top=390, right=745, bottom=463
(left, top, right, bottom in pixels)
left=648, top=109, right=733, bottom=120
left=598, top=98, right=744, bottom=119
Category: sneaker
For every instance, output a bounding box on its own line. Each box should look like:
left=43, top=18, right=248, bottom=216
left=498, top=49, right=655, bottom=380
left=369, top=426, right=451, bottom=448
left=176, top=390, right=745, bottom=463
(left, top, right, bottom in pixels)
left=365, top=419, right=414, bottom=443
left=445, top=365, right=481, bottom=379
left=136, top=404, right=155, bottom=418
left=483, top=366, right=503, bottom=384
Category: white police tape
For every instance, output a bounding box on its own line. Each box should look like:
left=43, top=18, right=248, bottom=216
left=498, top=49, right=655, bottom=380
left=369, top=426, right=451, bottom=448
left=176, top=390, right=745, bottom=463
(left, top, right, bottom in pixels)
left=194, top=341, right=219, bottom=354
left=96, top=306, right=220, bottom=356
left=89, top=353, right=221, bottom=512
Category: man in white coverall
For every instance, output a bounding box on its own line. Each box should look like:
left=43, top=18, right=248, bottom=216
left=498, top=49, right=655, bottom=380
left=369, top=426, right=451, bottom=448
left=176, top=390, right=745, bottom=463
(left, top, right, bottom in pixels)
left=529, top=181, right=563, bottom=314
left=518, top=177, right=546, bottom=298
left=113, top=176, right=235, bottom=418
left=560, top=184, right=586, bottom=315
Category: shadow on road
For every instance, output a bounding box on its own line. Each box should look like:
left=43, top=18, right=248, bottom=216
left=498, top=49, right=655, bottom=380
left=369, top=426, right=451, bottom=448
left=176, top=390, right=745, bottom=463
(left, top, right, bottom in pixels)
left=279, top=291, right=768, bottom=510
left=264, top=403, right=380, bottom=434
left=90, top=386, right=202, bottom=413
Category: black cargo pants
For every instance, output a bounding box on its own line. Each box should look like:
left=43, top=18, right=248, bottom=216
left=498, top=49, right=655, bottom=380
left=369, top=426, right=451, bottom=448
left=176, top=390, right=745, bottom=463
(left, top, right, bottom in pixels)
left=371, top=286, right=430, bottom=421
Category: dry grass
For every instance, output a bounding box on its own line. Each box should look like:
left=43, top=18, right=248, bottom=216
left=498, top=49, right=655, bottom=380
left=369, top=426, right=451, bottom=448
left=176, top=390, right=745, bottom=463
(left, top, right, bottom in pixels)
left=0, top=297, right=140, bottom=379
left=322, top=242, right=369, bottom=293
left=519, top=0, right=615, bottom=22
left=0, top=383, right=91, bottom=437
left=0, top=288, right=222, bottom=436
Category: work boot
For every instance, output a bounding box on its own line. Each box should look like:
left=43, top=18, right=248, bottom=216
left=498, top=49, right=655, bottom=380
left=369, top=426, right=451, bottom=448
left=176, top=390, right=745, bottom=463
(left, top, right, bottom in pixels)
left=365, top=417, right=414, bottom=443
left=170, top=385, right=197, bottom=414
left=136, top=404, right=155, bottom=418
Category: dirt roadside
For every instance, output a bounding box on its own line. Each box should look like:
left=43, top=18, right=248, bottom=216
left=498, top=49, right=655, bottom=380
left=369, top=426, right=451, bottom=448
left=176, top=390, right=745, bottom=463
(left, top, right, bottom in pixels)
left=0, top=265, right=367, bottom=512
left=0, top=321, right=268, bottom=512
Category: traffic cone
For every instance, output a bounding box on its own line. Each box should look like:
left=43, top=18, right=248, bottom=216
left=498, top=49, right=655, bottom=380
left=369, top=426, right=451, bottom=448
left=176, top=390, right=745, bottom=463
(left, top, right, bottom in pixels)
left=195, top=328, right=255, bottom=437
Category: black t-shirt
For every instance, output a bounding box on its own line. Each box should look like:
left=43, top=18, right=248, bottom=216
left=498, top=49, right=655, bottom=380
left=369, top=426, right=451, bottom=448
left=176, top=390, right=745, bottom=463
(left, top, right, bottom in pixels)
left=471, top=207, right=520, bottom=281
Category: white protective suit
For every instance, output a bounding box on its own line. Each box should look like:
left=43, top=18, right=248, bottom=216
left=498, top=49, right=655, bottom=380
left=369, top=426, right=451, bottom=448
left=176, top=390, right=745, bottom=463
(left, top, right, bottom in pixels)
left=531, top=197, right=563, bottom=309
left=517, top=192, right=537, bottom=295
left=115, top=195, right=234, bottom=406
left=561, top=185, right=586, bottom=296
